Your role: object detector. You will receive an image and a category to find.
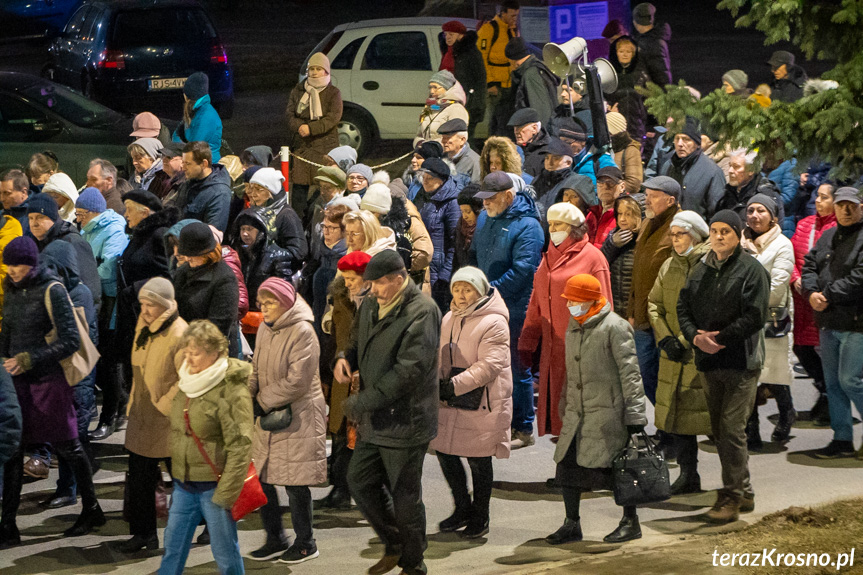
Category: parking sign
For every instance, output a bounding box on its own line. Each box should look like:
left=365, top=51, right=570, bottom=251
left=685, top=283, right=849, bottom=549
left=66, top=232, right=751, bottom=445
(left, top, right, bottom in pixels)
left=549, top=2, right=609, bottom=44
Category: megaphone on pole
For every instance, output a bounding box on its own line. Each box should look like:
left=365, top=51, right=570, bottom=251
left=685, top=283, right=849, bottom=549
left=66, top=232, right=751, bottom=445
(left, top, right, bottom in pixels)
left=542, top=37, right=587, bottom=77
left=591, top=58, right=618, bottom=94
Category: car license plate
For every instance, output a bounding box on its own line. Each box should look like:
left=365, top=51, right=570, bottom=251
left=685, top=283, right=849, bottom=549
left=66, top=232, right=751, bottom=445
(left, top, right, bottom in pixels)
left=148, top=77, right=187, bottom=91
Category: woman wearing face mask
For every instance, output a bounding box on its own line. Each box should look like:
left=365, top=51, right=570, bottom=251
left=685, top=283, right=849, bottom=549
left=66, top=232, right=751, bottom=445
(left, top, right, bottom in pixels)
left=518, top=203, right=612, bottom=438
left=601, top=195, right=644, bottom=315
left=740, top=194, right=796, bottom=448
left=647, top=210, right=712, bottom=495
left=432, top=266, right=512, bottom=539
left=286, top=53, right=343, bottom=220
left=547, top=274, right=647, bottom=545
left=415, top=70, right=469, bottom=147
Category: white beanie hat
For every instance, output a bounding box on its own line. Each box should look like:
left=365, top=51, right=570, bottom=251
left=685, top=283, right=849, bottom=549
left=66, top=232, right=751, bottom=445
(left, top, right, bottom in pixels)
left=450, top=266, right=490, bottom=296
left=249, top=167, right=285, bottom=196
left=329, top=193, right=361, bottom=212
left=138, top=277, right=175, bottom=308
left=671, top=210, right=709, bottom=241
left=547, top=202, right=585, bottom=227
left=360, top=183, right=392, bottom=214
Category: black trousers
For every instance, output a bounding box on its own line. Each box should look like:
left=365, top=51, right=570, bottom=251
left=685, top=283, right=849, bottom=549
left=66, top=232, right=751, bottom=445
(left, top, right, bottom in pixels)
left=330, top=429, right=353, bottom=491
left=435, top=453, right=493, bottom=521
left=127, top=451, right=171, bottom=537
left=260, top=483, right=314, bottom=548
left=348, top=441, right=428, bottom=573
left=672, top=433, right=699, bottom=475
left=793, top=344, right=826, bottom=393
left=95, top=296, right=127, bottom=423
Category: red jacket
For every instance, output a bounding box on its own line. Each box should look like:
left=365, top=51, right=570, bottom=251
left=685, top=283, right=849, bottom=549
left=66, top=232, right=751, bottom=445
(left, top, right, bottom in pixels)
left=593, top=208, right=617, bottom=249
left=518, top=235, right=612, bottom=436
left=789, top=213, right=836, bottom=346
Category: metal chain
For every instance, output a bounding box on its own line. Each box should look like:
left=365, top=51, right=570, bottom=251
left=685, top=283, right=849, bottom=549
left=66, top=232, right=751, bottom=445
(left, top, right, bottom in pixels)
left=287, top=149, right=413, bottom=170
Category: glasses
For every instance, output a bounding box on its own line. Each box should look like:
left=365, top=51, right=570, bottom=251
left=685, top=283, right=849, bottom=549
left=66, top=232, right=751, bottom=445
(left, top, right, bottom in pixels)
left=257, top=300, right=279, bottom=309
left=347, top=231, right=364, bottom=238
left=322, top=224, right=342, bottom=232
left=347, top=175, right=366, bottom=182
left=669, top=231, right=691, bottom=239
left=75, top=210, right=91, bottom=218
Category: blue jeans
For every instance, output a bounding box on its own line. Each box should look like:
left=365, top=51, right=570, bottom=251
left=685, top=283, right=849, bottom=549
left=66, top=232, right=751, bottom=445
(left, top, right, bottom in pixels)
left=634, top=329, right=660, bottom=405
left=159, top=482, right=244, bottom=575
left=509, top=314, right=534, bottom=433
left=819, top=329, right=863, bottom=443
left=57, top=373, right=96, bottom=497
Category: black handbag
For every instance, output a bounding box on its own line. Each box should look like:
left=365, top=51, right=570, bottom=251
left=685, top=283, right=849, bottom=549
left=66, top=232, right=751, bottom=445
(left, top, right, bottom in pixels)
left=764, top=306, right=791, bottom=338
left=611, top=432, right=671, bottom=507
left=260, top=404, right=293, bottom=432
left=442, top=326, right=487, bottom=411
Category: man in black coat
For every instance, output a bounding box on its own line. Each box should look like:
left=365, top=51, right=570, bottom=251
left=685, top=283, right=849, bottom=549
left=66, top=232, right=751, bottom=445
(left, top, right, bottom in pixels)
left=677, top=210, right=769, bottom=524
left=716, top=153, right=786, bottom=223
left=767, top=51, right=807, bottom=103
left=335, top=250, right=441, bottom=575
left=508, top=108, right=553, bottom=178
left=631, top=2, right=672, bottom=87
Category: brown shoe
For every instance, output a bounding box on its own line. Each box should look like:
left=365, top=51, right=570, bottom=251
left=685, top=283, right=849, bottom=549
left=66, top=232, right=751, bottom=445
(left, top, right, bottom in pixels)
left=510, top=429, right=535, bottom=449
left=23, top=457, right=49, bottom=479
left=705, top=491, right=741, bottom=524
left=368, top=553, right=400, bottom=575
left=740, top=493, right=755, bottom=513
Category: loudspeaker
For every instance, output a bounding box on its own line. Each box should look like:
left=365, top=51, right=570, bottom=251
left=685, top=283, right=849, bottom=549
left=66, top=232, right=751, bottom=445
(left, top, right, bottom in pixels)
left=592, top=58, right=619, bottom=94
left=542, top=37, right=587, bottom=77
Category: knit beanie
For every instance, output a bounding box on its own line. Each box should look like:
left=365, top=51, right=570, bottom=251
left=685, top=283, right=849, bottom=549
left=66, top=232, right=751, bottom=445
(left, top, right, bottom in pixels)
left=327, top=145, right=357, bottom=172
left=450, top=266, right=490, bottom=296
left=76, top=187, right=107, bottom=213
left=243, top=165, right=262, bottom=184
left=547, top=202, right=585, bottom=227
left=338, top=251, right=372, bottom=275
left=722, top=69, right=749, bottom=92
left=27, top=193, right=60, bottom=222
left=138, top=277, right=175, bottom=308
left=680, top=116, right=702, bottom=144
left=307, top=52, right=331, bottom=75
left=347, top=164, right=373, bottom=185
left=747, top=193, right=778, bottom=219
left=258, top=277, right=297, bottom=310
left=429, top=70, right=456, bottom=90
left=388, top=178, right=409, bottom=199
left=132, top=137, right=163, bottom=160
left=606, top=112, right=628, bottom=136
left=249, top=167, right=285, bottom=196
left=710, top=209, right=743, bottom=239
left=415, top=140, right=444, bottom=160
left=458, top=183, right=483, bottom=212
left=361, top=183, right=393, bottom=214
left=363, top=249, right=406, bottom=281
left=183, top=72, right=209, bottom=101
left=3, top=236, right=39, bottom=267
left=562, top=274, right=603, bottom=302
left=632, top=3, right=656, bottom=26
left=178, top=221, right=217, bottom=257
left=329, top=194, right=362, bottom=212
left=504, top=37, right=530, bottom=60
left=670, top=210, right=709, bottom=242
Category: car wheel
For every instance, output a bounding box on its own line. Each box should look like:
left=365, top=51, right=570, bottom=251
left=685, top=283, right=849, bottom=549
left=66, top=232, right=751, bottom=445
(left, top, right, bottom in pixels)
left=339, top=108, right=374, bottom=158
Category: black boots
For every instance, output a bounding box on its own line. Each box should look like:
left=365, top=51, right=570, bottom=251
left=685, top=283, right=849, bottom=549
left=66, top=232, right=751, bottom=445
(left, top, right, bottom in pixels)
left=670, top=434, right=701, bottom=495
left=64, top=505, right=106, bottom=537
left=545, top=518, right=583, bottom=545
left=603, top=508, right=641, bottom=543
left=0, top=522, right=21, bottom=549
left=746, top=408, right=763, bottom=450
left=768, top=385, right=796, bottom=442
left=117, top=533, right=159, bottom=553
left=317, top=487, right=352, bottom=510
left=89, top=417, right=116, bottom=441
left=439, top=507, right=470, bottom=532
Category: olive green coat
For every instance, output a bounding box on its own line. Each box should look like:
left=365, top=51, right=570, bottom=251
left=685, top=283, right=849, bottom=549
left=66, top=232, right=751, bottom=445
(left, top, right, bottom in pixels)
left=647, top=241, right=712, bottom=435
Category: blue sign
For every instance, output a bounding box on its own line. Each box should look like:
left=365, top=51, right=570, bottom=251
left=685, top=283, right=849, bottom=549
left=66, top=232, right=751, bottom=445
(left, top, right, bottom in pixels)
left=549, top=2, right=609, bottom=44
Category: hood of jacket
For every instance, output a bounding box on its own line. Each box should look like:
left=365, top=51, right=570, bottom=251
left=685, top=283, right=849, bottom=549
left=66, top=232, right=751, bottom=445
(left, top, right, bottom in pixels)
left=40, top=240, right=80, bottom=291
left=243, top=145, right=273, bottom=168
left=781, top=65, right=808, bottom=88
left=452, top=30, right=479, bottom=58
left=560, top=172, right=598, bottom=206
left=269, top=295, right=315, bottom=331
left=83, top=209, right=126, bottom=235
left=425, top=176, right=460, bottom=204
left=38, top=218, right=78, bottom=248
left=189, top=163, right=231, bottom=193
left=496, top=190, right=541, bottom=222
left=441, top=82, right=467, bottom=106
left=42, top=173, right=79, bottom=204
left=231, top=207, right=271, bottom=253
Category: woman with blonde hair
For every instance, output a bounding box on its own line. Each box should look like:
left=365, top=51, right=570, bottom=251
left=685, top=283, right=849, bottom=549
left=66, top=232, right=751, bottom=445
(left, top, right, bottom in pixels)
left=342, top=210, right=396, bottom=256
left=479, top=136, right=523, bottom=180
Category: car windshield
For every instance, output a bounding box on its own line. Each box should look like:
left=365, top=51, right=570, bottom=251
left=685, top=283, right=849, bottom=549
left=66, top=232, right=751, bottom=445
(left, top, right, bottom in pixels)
left=112, top=8, right=216, bottom=47
left=18, top=82, right=126, bottom=128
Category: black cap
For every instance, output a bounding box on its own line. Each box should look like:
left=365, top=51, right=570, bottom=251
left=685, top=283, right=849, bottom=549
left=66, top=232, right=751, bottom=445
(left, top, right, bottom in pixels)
left=642, top=176, right=681, bottom=200
left=597, top=166, right=624, bottom=183
left=419, top=157, right=450, bottom=181
left=710, top=209, right=743, bottom=239
left=243, top=165, right=262, bottom=184
left=475, top=172, right=513, bottom=199
left=767, top=50, right=795, bottom=70
left=363, top=249, right=406, bottom=281
left=437, top=118, right=468, bottom=135
left=414, top=140, right=444, bottom=160
left=541, top=137, right=572, bottom=157
left=159, top=142, right=185, bottom=159
left=504, top=37, right=530, bottom=60
left=121, top=189, right=163, bottom=213
left=834, top=187, right=862, bottom=205
left=507, top=108, right=540, bottom=127
left=178, top=221, right=217, bottom=257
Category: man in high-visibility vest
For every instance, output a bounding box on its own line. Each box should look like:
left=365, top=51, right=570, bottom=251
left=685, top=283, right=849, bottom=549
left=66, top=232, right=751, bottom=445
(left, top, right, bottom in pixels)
left=476, top=0, right=520, bottom=136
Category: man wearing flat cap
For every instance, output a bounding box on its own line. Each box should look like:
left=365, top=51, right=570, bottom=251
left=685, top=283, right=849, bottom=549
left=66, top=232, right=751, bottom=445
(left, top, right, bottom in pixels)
left=532, top=137, right=575, bottom=217
left=507, top=108, right=552, bottom=178
left=335, top=250, right=441, bottom=575
left=767, top=50, right=807, bottom=103
left=438, top=118, right=481, bottom=184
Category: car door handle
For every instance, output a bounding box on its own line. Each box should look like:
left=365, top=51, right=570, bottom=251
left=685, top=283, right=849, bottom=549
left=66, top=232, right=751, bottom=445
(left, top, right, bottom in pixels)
left=363, top=81, right=379, bottom=91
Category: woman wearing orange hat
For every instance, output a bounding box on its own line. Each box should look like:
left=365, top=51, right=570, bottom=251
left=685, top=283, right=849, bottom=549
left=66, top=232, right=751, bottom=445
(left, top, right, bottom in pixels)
left=546, top=274, right=647, bottom=546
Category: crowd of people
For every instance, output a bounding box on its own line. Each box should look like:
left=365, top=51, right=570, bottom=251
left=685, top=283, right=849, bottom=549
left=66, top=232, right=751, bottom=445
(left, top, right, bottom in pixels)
left=0, top=2, right=861, bottom=575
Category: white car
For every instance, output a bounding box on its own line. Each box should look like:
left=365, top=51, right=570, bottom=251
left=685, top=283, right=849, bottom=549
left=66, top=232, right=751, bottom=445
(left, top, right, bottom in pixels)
left=303, top=17, right=478, bottom=156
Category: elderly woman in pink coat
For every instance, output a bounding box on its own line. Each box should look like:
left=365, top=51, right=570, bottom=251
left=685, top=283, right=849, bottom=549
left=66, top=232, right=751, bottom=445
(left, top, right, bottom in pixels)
left=517, top=203, right=612, bottom=438
left=247, top=278, right=327, bottom=565
left=432, top=266, right=512, bottom=539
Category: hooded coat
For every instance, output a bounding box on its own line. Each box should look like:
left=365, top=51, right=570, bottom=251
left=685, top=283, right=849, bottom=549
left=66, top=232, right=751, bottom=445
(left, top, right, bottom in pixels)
left=80, top=209, right=129, bottom=298
left=230, top=208, right=295, bottom=307
left=430, top=289, right=513, bottom=458
left=511, top=56, right=559, bottom=128
left=519, top=235, right=612, bottom=436
left=250, top=297, right=327, bottom=486
left=34, top=218, right=102, bottom=313
left=789, top=212, right=836, bottom=346
left=172, top=94, right=223, bottom=162
left=175, top=163, right=232, bottom=232
left=42, top=173, right=79, bottom=223
left=770, top=65, right=807, bottom=103
left=632, top=22, right=672, bottom=87
left=608, top=47, right=650, bottom=141
left=415, top=82, right=470, bottom=146
left=417, top=177, right=461, bottom=286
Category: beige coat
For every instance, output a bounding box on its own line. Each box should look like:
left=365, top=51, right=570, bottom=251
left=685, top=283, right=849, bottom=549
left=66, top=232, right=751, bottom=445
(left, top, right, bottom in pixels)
left=414, top=83, right=469, bottom=146
left=250, top=296, right=327, bottom=486
left=125, top=304, right=187, bottom=459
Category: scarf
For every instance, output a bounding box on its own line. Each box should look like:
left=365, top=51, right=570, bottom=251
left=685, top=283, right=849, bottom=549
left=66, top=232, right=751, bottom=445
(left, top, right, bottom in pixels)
left=378, top=276, right=410, bottom=319
left=298, top=76, right=329, bottom=121
left=458, top=216, right=476, bottom=245
left=611, top=132, right=631, bottom=153
left=573, top=296, right=608, bottom=325
left=741, top=223, right=781, bottom=255
left=452, top=294, right=490, bottom=318
left=135, top=308, right=179, bottom=351
left=178, top=356, right=229, bottom=398
left=440, top=46, right=455, bottom=73
left=667, top=147, right=701, bottom=184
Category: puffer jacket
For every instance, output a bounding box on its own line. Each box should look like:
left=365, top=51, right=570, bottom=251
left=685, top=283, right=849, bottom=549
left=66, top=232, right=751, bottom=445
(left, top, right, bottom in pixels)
left=601, top=227, right=637, bottom=313
left=81, top=209, right=129, bottom=298
left=250, top=297, right=327, bottom=486
left=40, top=241, right=97, bottom=347
left=175, top=163, right=232, bottom=232
left=414, top=82, right=469, bottom=146
left=127, top=304, right=187, bottom=459
left=648, top=241, right=712, bottom=435
left=230, top=208, right=294, bottom=306
left=34, top=219, right=102, bottom=313
left=169, top=358, right=253, bottom=508
left=0, top=215, right=22, bottom=322
left=417, top=177, right=461, bottom=286
left=430, top=289, right=512, bottom=459
left=470, top=192, right=544, bottom=322
left=172, top=94, right=223, bottom=162
left=632, top=21, right=672, bottom=87
left=554, top=302, right=647, bottom=469
left=612, top=134, right=645, bottom=196
left=789, top=212, right=836, bottom=346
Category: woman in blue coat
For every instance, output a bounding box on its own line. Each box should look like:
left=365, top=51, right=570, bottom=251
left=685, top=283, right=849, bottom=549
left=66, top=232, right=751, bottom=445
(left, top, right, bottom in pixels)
left=173, top=72, right=223, bottom=163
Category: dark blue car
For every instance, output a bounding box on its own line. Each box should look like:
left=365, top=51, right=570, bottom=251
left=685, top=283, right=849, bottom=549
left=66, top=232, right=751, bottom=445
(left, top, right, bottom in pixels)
left=43, top=0, right=234, bottom=119
left=1, top=0, right=83, bottom=40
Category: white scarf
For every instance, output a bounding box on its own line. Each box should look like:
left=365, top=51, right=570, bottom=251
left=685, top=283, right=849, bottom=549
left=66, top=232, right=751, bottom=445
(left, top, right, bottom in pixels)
left=298, top=76, right=330, bottom=121
left=178, top=357, right=229, bottom=398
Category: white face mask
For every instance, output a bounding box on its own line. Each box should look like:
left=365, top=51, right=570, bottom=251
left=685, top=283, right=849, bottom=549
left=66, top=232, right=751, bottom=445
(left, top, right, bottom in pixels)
left=550, top=230, right=569, bottom=246
left=678, top=245, right=694, bottom=256
left=568, top=302, right=593, bottom=317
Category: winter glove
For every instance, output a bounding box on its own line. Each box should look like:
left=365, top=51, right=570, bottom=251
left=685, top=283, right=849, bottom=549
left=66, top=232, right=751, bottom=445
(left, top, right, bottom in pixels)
left=342, top=394, right=361, bottom=422
left=518, top=349, right=534, bottom=369
left=658, top=336, right=687, bottom=363
left=253, top=400, right=266, bottom=419
left=439, top=379, right=455, bottom=401
left=627, top=425, right=645, bottom=435
left=612, top=229, right=634, bottom=247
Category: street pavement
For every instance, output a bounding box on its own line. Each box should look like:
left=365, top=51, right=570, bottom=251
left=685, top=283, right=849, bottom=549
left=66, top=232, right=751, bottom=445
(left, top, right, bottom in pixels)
left=2, top=376, right=861, bottom=575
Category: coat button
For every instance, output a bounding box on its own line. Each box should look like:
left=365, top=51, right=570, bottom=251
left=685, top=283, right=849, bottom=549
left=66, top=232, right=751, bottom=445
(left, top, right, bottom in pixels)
left=574, top=355, right=581, bottom=361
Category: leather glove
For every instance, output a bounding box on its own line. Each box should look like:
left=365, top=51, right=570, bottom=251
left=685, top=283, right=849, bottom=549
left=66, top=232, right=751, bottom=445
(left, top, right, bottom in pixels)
left=343, top=394, right=361, bottom=422
left=612, top=229, right=634, bottom=247
left=439, top=379, right=455, bottom=401
left=658, top=336, right=687, bottom=363
left=253, top=400, right=266, bottom=418
left=518, top=348, right=534, bottom=369
left=627, top=425, right=645, bottom=435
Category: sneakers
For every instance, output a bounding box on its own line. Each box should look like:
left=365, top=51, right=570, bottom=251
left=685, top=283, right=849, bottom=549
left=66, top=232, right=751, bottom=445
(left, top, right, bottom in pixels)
left=461, top=516, right=489, bottom=539
left=278, top=543, right=319, bottom=564
left=247, top=538, right=289, bottom=561
left=545, top=517, right=583, bottom=545
left=510, top=429, right=535, bottom=449
left=814, top=440, right=856, bottom=459
left=439, top=508, right=470, bottom=532
left=705, top=491, right=741, bottom=524
left=23, top=457, right=50, bottom=479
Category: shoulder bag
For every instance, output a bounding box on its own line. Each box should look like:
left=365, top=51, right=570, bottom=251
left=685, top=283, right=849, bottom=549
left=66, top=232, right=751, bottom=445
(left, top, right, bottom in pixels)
left=44, top=282, right=101, bottom=386
left=611, top=432, right=671, bottom=506
left=442, top=322, right=488, bottom=411
left=260, top=404, right=293, bottom=432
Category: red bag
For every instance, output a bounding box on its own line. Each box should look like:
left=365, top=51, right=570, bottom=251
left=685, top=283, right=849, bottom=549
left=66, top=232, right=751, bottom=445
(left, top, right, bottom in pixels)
left=184, top=398, right=267, bottom=521
left=240, top=311, right=263, bottom=335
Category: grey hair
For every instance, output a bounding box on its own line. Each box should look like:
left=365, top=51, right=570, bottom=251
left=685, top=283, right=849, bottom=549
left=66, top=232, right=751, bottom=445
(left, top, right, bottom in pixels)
left=89, top=158, right=117, bottom=181
left=182, top=320, right=229, bottom=357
